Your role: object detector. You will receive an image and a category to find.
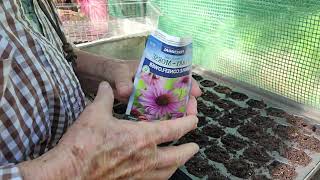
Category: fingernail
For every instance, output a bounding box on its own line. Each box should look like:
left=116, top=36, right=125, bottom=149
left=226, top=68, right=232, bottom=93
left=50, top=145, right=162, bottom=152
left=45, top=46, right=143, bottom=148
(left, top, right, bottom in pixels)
left=194, top=143, right=200, bottom=152
left=189, top=143, right=200, bottom=153
left=194, top=116, right=199, bottom=124
left=100, top=81, right=111, bottom=89
left=193, top=116, right=199, bottom=129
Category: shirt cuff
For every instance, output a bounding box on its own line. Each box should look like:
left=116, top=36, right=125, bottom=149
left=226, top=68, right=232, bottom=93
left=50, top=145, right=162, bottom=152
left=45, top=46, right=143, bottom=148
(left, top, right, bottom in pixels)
left=0, top=164, right=23, bottom=180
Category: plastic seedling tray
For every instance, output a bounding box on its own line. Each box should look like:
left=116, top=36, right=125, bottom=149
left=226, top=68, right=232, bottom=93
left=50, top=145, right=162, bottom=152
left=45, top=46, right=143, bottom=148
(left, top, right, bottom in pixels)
left=112, top=65, right=320, bottom=180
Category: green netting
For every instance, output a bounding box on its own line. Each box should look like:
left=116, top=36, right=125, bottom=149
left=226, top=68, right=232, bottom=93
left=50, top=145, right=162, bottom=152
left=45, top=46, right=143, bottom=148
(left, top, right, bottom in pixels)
left=150, top=0, right=320, bottom=110
left=108, top=0, right=147, bottom=17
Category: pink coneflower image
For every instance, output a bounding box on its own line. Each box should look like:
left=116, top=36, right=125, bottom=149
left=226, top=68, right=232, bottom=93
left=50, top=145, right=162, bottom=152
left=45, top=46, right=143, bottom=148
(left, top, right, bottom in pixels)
left=140, top=85, right=181, bottom=119
left=174, top=76, right=191, bottom=88
left=141, top=73, right=161, bottom=86
left=131, top=108, right=149, bottom=121
left=130, top=108, right=141, bottom=118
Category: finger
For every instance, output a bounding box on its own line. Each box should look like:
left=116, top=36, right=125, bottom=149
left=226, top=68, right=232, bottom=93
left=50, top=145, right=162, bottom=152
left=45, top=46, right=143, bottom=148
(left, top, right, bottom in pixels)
left=191, top=78, right=202, bottom=97
left=114, top=70, right=133, bottom=99
left=128, top=60, right=140, bottom=71
left=141, top=166, right=178, bottom=180
left=186, top=96, right=198, bottom=115
left=149, top=116, right=198, bottom=144
left=156, top=143, right=199, bottom=168
left=93, top=81, right=114, bottom=113
left=113, top=89, right=130, bottom=103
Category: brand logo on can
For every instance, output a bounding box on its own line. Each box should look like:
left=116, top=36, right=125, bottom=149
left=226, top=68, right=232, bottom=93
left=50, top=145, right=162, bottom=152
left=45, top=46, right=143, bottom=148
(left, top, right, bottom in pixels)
left=161, top=44, right=186, bottom=56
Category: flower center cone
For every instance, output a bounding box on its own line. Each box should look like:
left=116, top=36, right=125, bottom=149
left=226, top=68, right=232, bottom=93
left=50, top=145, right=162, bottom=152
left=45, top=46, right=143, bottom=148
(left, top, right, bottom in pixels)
left=155, top=94, right=171, bottom=106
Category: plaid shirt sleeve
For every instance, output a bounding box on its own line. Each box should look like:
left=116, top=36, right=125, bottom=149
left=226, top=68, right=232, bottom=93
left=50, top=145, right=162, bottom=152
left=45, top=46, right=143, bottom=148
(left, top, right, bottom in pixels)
left=0, top=164, right=22, bottom=180
left=0, top=0, right=86, bottom=179
left=0, top=45, right=23, bottom=180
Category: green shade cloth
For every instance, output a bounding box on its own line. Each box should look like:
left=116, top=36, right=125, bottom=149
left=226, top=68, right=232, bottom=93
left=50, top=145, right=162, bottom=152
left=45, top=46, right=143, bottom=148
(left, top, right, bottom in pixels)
left=150, top=0, right=320, bottom=110
left=108, top=0, right=147, bottom=18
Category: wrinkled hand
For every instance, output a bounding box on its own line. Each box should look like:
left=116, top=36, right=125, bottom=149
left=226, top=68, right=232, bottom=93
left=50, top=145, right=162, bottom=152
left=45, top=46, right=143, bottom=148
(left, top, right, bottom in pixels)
left=59, top=82, right=199, bottom=180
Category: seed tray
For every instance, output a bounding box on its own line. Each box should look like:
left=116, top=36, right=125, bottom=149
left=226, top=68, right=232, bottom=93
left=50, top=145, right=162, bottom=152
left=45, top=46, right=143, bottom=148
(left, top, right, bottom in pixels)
left=111, top=66, right=320, bottom=180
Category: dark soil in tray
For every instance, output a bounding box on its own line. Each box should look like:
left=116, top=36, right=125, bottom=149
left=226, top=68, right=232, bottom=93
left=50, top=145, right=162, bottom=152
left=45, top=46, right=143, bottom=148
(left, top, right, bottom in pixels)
left=204, top=144, right=230, bottom=163
left=246, top=99, right=267, bottom=109
left=176, top=129, right=215, bottom=149
left=268, top=161, right=297, bottom=180
left=225, top=158, right=254, bottom=178
left=197, top=116, right=209, bottom=127
left=251, top=115, right=276, bottom=128
left=242, top=146, right=273, bottom=166
left=113, top=103, right=127, bottom=114
left=221, top=134, right=248, bottom=152
left=97, top=72, right=320, bottom=180
left=218, top=113, right=244, bottom=128
left=228, top=91, right=249, bottom=101
left=185, top=154, right=213, bottom=178
left=214, top=85, right=232, bottom=94
left=192, top=73, right=203, bottom=81
left=230, top=107, right=259, bottom=120
left=238, top=123, right=265, bottom=139
left=252, top=175, right=272, bottom=180
left=135, top=73, right=320, bottom=179
left=266, top=107, right=288, bottom=118
left=185, top=154, right=229, bottom=180
left=207, top=173, right=230, bottom=180
left=213, top=99, right=238, bottom=110
left=280, top=147, right=311, bottom=166
left=200, top=80, right=217, bottom=87
left=202, top=124, right=225, bottom=138
left=201, top=91, right=220, bottom=102
left=197, top=100, right=208, bottom=110
left=198, top=100, right=222, bottom=118
left=255, top=134, right=285, bottom=152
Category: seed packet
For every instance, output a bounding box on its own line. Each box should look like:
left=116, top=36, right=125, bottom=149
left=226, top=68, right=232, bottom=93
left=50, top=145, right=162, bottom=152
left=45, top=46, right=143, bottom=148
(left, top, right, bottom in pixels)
left=126, top=30, right=192, bottom=121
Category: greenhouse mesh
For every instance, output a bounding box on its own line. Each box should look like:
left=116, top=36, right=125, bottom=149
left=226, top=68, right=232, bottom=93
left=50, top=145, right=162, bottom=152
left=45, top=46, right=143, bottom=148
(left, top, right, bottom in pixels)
left=108, top=0, right=148, bottom=17
left=147, top=0, right=320, bottom=110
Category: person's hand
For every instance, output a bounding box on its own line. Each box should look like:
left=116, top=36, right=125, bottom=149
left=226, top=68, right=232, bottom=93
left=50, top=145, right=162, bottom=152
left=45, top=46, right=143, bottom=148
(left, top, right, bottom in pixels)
left=58, top=82, right=199, bottom=180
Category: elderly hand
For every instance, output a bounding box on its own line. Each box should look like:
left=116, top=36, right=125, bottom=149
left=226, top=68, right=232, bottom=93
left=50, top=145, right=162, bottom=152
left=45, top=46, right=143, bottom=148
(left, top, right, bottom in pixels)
left=19, top=82, right=199, bottom=180
left=64, top=82, right=200, bottom=179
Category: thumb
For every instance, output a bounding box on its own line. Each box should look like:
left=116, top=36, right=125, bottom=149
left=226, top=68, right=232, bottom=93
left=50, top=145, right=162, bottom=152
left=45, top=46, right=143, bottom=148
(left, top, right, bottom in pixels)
left=93, top=81, right=114, bottom=113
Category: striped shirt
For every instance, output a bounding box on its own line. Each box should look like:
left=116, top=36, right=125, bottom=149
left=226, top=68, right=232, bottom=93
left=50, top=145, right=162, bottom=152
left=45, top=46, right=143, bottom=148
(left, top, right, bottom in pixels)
left=0, top=0, right=86, bottom=179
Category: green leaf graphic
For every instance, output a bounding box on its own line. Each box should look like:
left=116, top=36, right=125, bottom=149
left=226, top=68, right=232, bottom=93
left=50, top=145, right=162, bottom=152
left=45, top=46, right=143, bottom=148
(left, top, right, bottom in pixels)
left=164, top=78, right=176, bottom=90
